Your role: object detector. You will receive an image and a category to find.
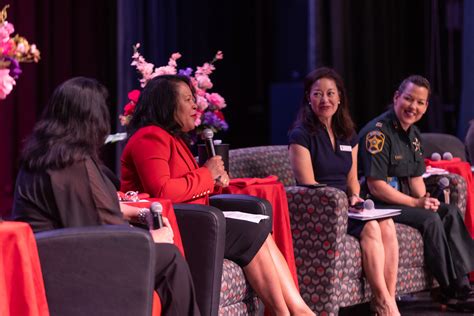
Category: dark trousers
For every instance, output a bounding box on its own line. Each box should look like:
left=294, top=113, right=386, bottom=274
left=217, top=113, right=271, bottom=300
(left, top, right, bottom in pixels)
left=154, top=243, right=201, bottom=316
left=378, top=203, right=474, bottom=289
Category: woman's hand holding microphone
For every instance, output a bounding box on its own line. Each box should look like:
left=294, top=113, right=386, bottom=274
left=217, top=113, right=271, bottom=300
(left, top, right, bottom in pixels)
left=150, top=217, right=174, bottom=244
left=348, top=193, right=365, bottom=213
left=204, top=155, right=230, bottom=187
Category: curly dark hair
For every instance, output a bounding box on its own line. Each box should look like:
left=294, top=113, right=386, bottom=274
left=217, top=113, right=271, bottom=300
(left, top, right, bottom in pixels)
left=21, top=77, right=110, bottom=171
left=292, top=67, right=355, bottom=140
left=127, top=75, right=194, bottom=139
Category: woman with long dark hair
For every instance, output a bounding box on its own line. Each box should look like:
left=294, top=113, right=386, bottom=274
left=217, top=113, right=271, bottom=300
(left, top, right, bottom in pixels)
left=121, top=74, right=315, bottom=316
left=288, top=68, right=400, bottom=315
left=12, top=77, right=201, bottom=316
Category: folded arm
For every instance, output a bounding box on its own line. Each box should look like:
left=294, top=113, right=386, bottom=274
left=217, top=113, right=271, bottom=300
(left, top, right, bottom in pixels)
left=367, top=177, right=439, bottom=211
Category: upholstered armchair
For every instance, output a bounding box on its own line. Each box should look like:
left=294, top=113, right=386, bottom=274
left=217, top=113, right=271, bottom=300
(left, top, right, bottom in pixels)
left=421, top=133, right=469, bottom=215
left=174, top=194, right=272, bottom=316
left=421, top=132, right=467, bottom=162
left=37, top=194, right=270, bottom=316
left=229, top=145, right=467, bottom=315
left=36, top=225, right=156, bottom=316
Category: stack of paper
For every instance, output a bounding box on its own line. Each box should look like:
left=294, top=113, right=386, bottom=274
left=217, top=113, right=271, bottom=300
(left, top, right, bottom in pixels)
left=223, top=211, right=270, bottom=223
left=422, top=166, right=449, bottom=178
left=348, top=208, right=401, bottom=221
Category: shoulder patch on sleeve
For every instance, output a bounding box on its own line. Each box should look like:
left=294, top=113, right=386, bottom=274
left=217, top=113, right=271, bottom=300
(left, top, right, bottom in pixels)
left=366, top=130, right=385, bottom=154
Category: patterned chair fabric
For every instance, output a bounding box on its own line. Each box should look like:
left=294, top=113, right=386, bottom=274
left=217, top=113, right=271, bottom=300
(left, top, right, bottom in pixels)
left=229, top=145, right=295, bottom=186
left=219, top=259, right=259, bottom=315
left=229, top=145, right=467, bottom=314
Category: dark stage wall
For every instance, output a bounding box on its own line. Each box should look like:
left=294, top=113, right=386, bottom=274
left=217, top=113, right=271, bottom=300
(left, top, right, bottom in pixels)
left=1, top=0, right=471, bottom=216
left=0, top=0, right=117, bottom=215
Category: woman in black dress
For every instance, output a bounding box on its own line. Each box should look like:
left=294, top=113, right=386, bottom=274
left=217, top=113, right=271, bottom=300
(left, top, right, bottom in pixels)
left=288, top=68, right=400, bottom=316
left=12, top=77, right=200, bottom=316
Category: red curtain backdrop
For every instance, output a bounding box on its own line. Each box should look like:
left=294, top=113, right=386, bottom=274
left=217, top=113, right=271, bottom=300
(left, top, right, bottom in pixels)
left=0, top=0, right=117, bottom=217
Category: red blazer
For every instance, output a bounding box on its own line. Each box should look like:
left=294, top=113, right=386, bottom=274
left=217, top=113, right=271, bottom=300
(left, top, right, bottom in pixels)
left=121, top=126, right=216, bottom=204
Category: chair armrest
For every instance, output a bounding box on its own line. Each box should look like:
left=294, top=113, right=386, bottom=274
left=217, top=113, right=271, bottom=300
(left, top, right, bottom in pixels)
left=173, top=203, right=226, bottom=316
left=285, top=185, right=348, bottom=238
left=424, top=173, right=467, bottom=219
left=35, top=225, right=155, bottom=316
left=210, top=193, right=273, bottom=220
left=285, top=185, right=348, bottom=305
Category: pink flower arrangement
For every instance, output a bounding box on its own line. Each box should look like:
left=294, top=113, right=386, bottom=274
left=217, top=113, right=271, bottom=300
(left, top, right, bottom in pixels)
left=0, top=5, right=40, bottom=100
left=120, top=44, right=228, bottom=139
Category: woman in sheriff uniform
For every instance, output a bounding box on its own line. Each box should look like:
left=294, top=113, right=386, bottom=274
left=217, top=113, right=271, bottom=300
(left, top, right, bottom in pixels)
left=358, top=75, right=474, bottom=312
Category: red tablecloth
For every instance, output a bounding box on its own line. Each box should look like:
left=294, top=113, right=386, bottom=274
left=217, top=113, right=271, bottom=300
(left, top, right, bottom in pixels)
left=425, top=158, right=474, bottom=281
left=120, top=198, right=185, bottom=257
left=224, top=178, right=298, bottom=287
left=0, top=221, right=49, bottom=316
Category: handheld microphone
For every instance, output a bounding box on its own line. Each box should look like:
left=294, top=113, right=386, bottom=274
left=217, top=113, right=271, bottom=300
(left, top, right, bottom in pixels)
left=431, top=152, right=441, bottom=161
left=202, top=128, right=216, bottom=157
left=353, top=199, right=375, bottom=210
left=442, top=152, right=453, bottom=160
left=363, top=199, right=375, bottom=210
left=431, top=177, right=450, bottom=200
left=150, top=202, right=164, bottom=229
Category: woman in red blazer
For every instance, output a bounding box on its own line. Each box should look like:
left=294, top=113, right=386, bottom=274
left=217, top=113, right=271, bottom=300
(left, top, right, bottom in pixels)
left=13, top=77, right=200, bottom=316
left=121, top=75, right=314, bottom=315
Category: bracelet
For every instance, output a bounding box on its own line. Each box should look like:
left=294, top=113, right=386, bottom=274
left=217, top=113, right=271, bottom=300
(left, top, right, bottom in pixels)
left=137, top=208, right=149, bottom=225
left=124, top=191, right=140, bottom=202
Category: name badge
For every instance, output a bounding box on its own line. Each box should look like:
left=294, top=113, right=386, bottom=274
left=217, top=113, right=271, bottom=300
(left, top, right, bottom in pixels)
left=339, top=145, right=352, bottom=152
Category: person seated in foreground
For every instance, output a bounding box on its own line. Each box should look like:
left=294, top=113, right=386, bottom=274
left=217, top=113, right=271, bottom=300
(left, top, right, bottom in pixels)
left=358, top=75, right=474, bottom=312
left=120, top=74, right=315, bottom=316
left=288, top=67, right=400, bottom=316
left=12, top=77, right=201, bottom=316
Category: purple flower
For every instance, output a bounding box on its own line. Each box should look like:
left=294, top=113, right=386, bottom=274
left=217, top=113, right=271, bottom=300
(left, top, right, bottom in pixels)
left=5, top=57, right=22, bottom=79
left=178, top=67, right=193, bottom=77
left=202, top=111, right=228, bottom=131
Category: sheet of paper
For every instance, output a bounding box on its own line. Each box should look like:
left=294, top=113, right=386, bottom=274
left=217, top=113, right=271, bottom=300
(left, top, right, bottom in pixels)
left=422, top=166, right=449, bottom=178
left=105, top=132, right=128, bottom=144
left=223, top=211, right=269, bottom=223
left=348, top=208, right=401, bottom=221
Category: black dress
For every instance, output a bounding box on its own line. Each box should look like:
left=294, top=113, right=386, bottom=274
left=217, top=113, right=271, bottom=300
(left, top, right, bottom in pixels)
left=289, top=124, right=368, bottom=238
left=12, top=157, right=200, bottom=316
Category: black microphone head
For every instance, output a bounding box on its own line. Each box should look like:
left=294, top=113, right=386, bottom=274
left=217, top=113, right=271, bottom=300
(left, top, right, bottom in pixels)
left=442, top=152, right=453, bottom=160
left=150, top=201, right=163, bottom=213
left=363, top=199, right=375, bottom=210
left=431, top=152, right=441, bottom=161
left=202, top=128, right=214, bottom=140
left=438, top=177, right=450, bottom=189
